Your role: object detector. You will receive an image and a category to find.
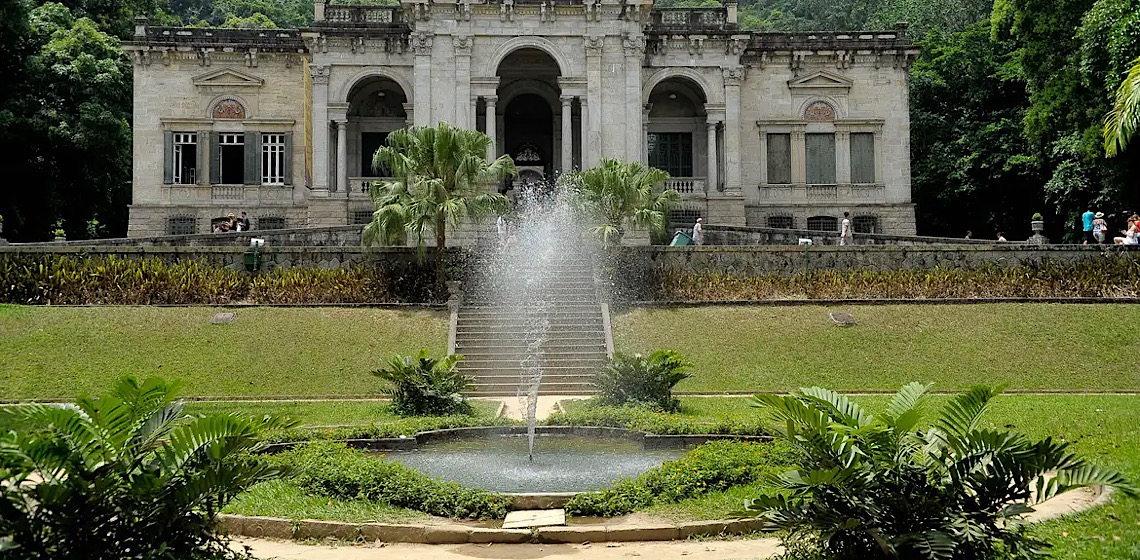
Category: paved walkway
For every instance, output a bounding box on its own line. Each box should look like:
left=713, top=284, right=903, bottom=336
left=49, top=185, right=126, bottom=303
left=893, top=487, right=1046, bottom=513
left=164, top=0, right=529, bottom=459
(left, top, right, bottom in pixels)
left=232, top=536, right=783, bottom=560
left=486, top=396, right=586, bottom=421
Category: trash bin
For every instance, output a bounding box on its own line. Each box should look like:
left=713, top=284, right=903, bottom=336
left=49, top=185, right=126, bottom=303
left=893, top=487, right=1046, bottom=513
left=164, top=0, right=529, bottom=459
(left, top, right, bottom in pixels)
left=669, top=231, right=693, bottom=246
left=243, top=246, right=261, bottom=272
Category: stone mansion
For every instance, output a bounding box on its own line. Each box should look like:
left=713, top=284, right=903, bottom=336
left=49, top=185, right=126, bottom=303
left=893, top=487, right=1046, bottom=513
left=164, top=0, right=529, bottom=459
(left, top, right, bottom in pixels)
left=124, top=0, right=919, bottom=240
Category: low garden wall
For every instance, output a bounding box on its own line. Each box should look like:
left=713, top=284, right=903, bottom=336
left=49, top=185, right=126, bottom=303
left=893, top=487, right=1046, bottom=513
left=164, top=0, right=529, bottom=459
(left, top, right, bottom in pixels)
left=704, top=224, right=1008, bottom=246
left=16, top=225, right=365, bottom=248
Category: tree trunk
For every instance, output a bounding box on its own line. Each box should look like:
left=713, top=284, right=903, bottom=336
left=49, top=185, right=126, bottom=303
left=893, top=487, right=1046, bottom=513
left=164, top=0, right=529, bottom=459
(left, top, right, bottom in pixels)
left=435, top=211, right=447, bottom=299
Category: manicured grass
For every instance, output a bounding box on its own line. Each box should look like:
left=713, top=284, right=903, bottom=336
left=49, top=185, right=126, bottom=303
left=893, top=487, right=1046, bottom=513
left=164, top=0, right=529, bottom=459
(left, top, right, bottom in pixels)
left=614, top=304, right=1140, bottom=392
left=0, top=306, right=447, bottom=399
left=222, top=479, right=430, bottom=524
left=642, top=394, right=1140, bottom=559
left=184, top=400, right=501, bottom=427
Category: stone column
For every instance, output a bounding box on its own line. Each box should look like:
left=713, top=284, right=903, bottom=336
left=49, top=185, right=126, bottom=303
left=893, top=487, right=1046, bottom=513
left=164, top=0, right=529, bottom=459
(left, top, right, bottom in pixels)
left=722, top=67, right=743, bottom=193
left=790, top=128, right=806, bottom=185
left=561, top=96, right=573, bottom=172
left=310, top=65, right=331, bottom=192
left=580, top=98, right=590, bottom=167
left=585, top=36, right=603, bottom=167
left=835, top=130, right=851, bottom=184
left=336, top=120, right=348, bottom=194
left=706, top=120, right=718, bottom=193
left=485, top=96, right=497, bottom=161
left=453, top=35, right=472, bottom=128
left=642, top=105, right=651, bottom=165
left=412, top=32, right=433, bottom=126
left=623, top=34, right=645, bottom=163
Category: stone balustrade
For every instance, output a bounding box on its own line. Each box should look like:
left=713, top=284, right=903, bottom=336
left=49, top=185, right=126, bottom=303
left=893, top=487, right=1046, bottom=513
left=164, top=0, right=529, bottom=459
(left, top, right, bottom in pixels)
left=757, top=184, right=886, bottom=203
left=664, top=177, right=706, bottom=195
left=322, top=5, right=404, bottom=25
left=648, top=7, right=736, bottom=32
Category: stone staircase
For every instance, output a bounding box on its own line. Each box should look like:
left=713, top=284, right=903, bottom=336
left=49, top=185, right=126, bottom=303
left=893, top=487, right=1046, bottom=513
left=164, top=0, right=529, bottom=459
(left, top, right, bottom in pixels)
left=454, top=252, right=610, bottom=396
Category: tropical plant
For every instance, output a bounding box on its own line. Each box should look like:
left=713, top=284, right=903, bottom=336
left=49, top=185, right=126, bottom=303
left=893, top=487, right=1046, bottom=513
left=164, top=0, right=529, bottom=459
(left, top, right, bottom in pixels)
left=592, top=350, right=693, bottom=412
left=372, top=350, right=474, bottom=416
left=744, top=383, right=1138, bottom=560
left=1104, top=56, right=1140, bottom=157
left=570, top=158, right=681, bottom=247
left=1031, top=212, right=1043, bottom=221
left=0, top=376, right=297, bottom=560
left=364, top=123, right=514, bottom=283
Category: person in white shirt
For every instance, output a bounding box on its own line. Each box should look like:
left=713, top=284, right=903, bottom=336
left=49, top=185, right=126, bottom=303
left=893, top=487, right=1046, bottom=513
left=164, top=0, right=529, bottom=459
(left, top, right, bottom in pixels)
left=840, top=212, right=853, bottom=246
left=692, top=217, right=704, bottom=245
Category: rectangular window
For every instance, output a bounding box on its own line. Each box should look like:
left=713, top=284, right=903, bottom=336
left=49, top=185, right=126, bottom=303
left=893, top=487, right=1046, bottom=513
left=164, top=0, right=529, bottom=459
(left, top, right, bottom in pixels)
left=361, top=132, right=391, bottom=176
left=173, top=133, right=197, bottom=185
left=807, top=215, right=838, bottom=232
left=648, top=132, right=693, bottom=177
left=805, top=133, right=836, bottom=185
left=853, top=215, right=878, bottom=234
left=219, top=133, right=245, bottom=184
left=258, top=216, right=285, bottom=230
left=261, top=133, right=286, bottom=185
left=850, top=132, right=876, bottom=184
left=766, top=133, right=791, bottom=184
left=166, top=215, right=196, bottom=235
left=351, top=210, right=373, bottom=225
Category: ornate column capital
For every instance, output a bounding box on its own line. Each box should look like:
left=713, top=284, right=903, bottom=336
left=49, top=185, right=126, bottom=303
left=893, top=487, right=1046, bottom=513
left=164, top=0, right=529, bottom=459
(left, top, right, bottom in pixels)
left=722, top=67, right=744, bottom=87
left=622, top=33, right=645, bottom=56
left=452, top=34, right=472, bottom=56
left=560, top=95, right=574, bottom=107
left=310, top=64, right=330, bottom=85
left=411, top=32, right=433, bottom=55
left=585, top=35, right=604, bottom=56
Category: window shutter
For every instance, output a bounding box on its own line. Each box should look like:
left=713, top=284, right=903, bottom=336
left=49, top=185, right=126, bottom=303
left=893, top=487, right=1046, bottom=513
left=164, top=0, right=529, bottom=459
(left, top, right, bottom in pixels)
left=849, top=133, right=875, bottom=184
left=162, top=130, right=174, bottom=184
left=766, top=133, right=791, bottom=184
left=244, top=131, right=261, bottom=185
left=805, top=133, right=836, bottom=185
left=209, top=132, right=221, bottom=184
left=283, top=132, right=293, bottom=185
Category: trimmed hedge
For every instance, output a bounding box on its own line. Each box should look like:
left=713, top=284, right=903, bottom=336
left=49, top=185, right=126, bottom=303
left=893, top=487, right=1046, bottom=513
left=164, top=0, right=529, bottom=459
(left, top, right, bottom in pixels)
left=263, top=416, right=519, bottom=444
left=0, top=255, right=445, bottom=304
left=273, top=441, right=510, bottom=520
left=563, top=440, right=794, bottom=517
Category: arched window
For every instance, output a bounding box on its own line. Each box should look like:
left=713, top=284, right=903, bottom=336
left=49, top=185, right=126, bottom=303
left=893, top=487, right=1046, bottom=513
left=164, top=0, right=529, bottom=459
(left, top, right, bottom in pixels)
left=766, top=215, right=794, bottom=229
left=806, top=215, right=838, bottom=232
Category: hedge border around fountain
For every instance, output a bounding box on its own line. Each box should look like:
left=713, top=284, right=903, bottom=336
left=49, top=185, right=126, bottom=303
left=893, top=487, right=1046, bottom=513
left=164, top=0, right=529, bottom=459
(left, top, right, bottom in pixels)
left=259, top=425, right=772, bottom=511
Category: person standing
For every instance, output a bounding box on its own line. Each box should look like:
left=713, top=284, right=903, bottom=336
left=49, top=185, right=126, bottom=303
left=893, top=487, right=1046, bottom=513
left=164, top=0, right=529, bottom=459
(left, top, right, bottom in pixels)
left=238, top=211, right=251, bottom=231
left=1093, top=212, right=1108, bottom=244
left=840, top=212, right=853, bottom=246
left=692, top=217, right=704, bottom=245
left=1082, top=207, right=1096, bottom=245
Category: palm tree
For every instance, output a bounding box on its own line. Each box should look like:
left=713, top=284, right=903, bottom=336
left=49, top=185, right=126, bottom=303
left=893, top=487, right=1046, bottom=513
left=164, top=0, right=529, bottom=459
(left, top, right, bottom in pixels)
left=1104, top=56, right=1140, bottom=157
left=364, top=123, right=516, bottom=251
left=0, top=377, right=296, bottom=559
left=570, top=158, right=681, bottom=247
left=745, top=383, right=1137, bottom=559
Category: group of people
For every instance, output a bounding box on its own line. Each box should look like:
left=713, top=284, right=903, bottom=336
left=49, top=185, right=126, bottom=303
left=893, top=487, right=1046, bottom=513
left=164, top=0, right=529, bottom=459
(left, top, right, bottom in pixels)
left=211, top=211, right=251, bottom=234
left=1082, top=209, right=1139, bottom=245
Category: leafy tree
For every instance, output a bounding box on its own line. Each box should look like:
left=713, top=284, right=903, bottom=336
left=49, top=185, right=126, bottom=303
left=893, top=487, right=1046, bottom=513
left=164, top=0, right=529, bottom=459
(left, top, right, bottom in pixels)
left=364, top=123, right=514, bottom=283
left=1104, top=56, right=1140, bottom=156
left=371, top=350, right=474, bottom=416
left=220, top=11, right=277, bottom=27
left=745, top=383, right=1137, bottom=560
left=0, top=376, right=296, bottom=559
left=592, top=350, right=693, bottom=412
left=569, top=158, right=680, bottom=247
left=909, top=21, right=1043, bottom=237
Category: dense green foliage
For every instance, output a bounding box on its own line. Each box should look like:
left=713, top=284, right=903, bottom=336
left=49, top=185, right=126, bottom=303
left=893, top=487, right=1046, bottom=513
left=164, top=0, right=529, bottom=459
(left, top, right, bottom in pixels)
left=651, top=255, right=1140, bottom=301
left=0, top=254, right=448, bottom=304
left=272, top=441, right=510, bottom=519
left=747, top=384, right=1137, bottom=560
left=0, top=377, right=295, bottom=559
left=262, top=415, right=519, bottom=444
left=564, top=440, right=794, bottom=517
left=371, top=350, right=474, bottom=416
left=592, top=350, right=693, bottom=412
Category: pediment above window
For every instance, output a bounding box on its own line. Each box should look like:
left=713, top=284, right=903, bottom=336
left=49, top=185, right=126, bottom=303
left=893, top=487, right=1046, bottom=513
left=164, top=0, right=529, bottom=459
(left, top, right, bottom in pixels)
left=787, top=71, right=853, bottom=92
left=192, top=68, right=265, bottom=89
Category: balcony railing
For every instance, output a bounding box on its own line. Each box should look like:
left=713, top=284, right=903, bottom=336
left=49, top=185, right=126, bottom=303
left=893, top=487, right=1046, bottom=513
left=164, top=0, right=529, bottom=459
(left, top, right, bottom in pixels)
left=349, top=177, right=392, bottom=197
left=758, top=183, right=885, bottom=202
left=322, top=5, right=403, bottom=25
left=648, top=8, right=736, bottom=32
left=664, top=177, right=707, bottom=195
left=211, top=186, right=244, bottom=201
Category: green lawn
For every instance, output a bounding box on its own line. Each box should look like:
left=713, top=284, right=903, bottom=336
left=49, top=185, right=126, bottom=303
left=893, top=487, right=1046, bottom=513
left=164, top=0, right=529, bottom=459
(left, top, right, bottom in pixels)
left=614, top=304, right=1140, bottom=392
left=0, top=305, right=448, bottom=399
left=642, top=394, right=1140, bottom=559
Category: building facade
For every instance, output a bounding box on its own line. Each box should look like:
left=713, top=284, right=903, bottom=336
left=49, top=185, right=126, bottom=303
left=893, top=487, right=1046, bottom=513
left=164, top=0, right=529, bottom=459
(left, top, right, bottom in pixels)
left=124, top=0, right=919, bottom=241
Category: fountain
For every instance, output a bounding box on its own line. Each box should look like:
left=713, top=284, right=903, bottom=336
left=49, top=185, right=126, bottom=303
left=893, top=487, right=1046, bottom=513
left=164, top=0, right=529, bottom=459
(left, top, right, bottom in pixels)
left=476, top=181, right=590, bottom=461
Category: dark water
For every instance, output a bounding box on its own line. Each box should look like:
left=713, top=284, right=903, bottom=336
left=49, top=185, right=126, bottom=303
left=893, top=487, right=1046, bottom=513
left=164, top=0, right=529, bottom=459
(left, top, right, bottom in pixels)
left=374, top=435, right=684, bottom=493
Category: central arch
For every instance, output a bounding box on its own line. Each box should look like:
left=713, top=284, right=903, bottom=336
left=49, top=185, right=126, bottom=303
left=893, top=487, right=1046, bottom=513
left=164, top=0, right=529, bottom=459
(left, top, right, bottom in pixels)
left=494, top=48, right=563, bottom=181
left=483, top=36, right=572, bottom=78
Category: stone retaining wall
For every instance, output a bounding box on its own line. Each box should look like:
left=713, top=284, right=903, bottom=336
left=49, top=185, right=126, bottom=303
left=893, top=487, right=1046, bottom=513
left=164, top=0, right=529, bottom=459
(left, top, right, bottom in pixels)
left=704, top=224, right=996, bottom=246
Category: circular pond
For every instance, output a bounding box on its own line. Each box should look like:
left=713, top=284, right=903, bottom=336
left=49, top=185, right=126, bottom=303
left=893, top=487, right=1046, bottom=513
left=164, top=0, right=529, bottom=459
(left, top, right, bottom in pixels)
left=375, top=434, right=685, bottom=493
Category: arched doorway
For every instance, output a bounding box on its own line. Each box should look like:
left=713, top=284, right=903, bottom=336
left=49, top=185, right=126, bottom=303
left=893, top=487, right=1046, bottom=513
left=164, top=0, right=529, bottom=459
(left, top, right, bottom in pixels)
left=494, top=48, right=563, bottom=182
left=346, top=76, right=408, bottom=188
left=646, top=76, right=711, bottom=232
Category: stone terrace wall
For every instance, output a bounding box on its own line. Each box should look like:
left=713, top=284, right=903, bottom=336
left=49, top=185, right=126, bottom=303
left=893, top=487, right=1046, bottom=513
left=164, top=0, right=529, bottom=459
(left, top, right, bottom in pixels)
left=14, top=226, right=364, bottom=248
left=0, top=244, right=431, bottom=271
left=704, top=224, right=998, bottom=246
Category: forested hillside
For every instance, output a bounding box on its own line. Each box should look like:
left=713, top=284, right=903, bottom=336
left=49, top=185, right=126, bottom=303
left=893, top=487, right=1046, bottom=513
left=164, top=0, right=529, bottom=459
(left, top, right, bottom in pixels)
left=0, top=0, right=1136, bottom=241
